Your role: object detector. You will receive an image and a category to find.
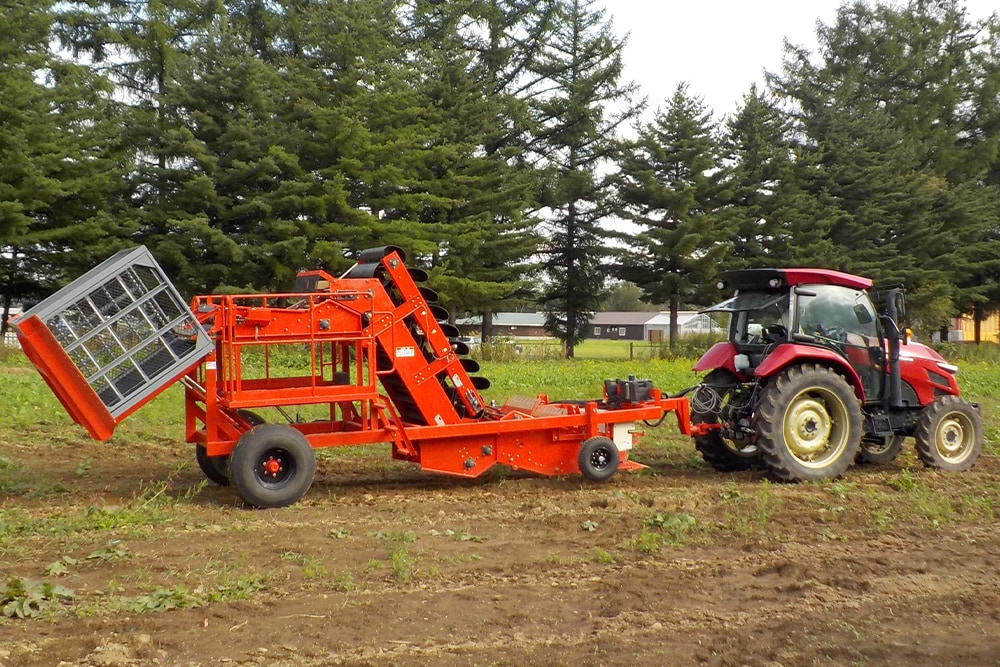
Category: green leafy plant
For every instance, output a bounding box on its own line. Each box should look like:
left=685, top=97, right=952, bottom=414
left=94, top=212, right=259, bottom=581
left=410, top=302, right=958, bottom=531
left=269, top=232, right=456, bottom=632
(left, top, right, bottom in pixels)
left=2, top=577, right=75, bottom=618
left=126, top=585, right=197, bottom=613
left=75, top=458, right=92, bottom=477
left=888, top=468, right=920, bottom=492
left=46, top=556, right=79, bottom=576
left=389, top=545, right=417, bottom=583
left=645, top=511, right=697, bottom=546
left=88, top=541, right=132, bottom=562
left=592, top=548, right=615, bottom=564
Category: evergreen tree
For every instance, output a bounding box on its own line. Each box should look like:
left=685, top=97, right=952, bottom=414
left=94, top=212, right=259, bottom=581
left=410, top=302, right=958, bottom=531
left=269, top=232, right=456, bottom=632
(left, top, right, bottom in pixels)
left=718, top=85, right=796, bottom=267
left=616, top=83, right=726, bottom=348
left=0, top=0, right=130, bottom=332
left=384, top=1, right=541, bottom=323
left=769, top=0, right=1000, bottom=333
left=164, top=20, right=318, bottom=294
left=55, top=0, right=228, bottom=295
left=528, top=0, right=641, bottom=357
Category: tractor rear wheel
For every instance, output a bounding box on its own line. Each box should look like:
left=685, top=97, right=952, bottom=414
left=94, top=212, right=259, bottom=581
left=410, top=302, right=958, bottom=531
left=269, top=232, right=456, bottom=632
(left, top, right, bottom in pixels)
left=914, top=396, right=982, bottom=472
left=578, top=437, right=620, bottom=482
left=753, top=364, right=862, bottom=482
left=229, top=424, right=316, bottom=508
left=691, top=370, right=760, bottom=472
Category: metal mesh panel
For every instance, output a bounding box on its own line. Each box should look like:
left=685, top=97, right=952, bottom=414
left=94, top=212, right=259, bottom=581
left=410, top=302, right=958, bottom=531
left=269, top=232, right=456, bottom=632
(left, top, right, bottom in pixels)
left=15, top=246, right=212, bottom=418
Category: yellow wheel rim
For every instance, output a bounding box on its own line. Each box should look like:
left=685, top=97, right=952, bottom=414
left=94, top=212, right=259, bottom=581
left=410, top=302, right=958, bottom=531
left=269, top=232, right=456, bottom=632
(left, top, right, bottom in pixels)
left=935, top=412, right=974, bottom=463
left=782, top=389, right=850, bottom=467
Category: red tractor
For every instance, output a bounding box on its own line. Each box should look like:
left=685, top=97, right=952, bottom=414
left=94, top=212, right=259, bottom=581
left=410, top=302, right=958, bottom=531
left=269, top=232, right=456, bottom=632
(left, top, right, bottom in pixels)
left=690, top=268, right=983, bottom=482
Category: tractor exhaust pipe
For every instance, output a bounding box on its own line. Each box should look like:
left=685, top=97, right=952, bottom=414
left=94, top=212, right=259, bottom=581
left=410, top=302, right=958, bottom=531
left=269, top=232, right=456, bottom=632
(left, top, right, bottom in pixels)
left=883, top=288, right=904, bottom=409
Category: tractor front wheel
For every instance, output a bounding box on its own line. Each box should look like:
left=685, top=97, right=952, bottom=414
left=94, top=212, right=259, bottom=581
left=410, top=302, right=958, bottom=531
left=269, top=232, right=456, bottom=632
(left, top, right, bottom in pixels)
left=578, top=437, right=620, bottom=482
left=914, top=396, right=982, bottom=472
left=229, top=424, right=316, bottom=508
left=753, top=364, right=862, bottom=482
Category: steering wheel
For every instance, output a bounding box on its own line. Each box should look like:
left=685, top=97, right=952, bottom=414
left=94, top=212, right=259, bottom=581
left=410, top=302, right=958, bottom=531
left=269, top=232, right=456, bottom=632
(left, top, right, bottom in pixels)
left=817, top=325, right=846, bottom=341
left=764, top=325, right=787, bottom=343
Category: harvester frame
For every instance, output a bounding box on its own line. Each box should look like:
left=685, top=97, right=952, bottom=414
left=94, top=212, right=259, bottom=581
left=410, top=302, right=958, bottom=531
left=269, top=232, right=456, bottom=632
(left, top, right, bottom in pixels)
left=12, top=245, right=690, bottom=508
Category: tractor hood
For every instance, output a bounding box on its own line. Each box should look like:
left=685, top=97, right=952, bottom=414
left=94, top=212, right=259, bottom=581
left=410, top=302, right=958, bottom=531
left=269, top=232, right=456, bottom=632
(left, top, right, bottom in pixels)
left=900, top=341, right=954, bottom=370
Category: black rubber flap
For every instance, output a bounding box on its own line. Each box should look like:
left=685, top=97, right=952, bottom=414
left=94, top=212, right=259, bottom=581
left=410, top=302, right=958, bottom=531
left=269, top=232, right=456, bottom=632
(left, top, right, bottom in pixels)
left=343, top=262, right=380, bottom=279
left=357, top=245, right=406, bottom=263
left=418, top=286, right=439, bottom=303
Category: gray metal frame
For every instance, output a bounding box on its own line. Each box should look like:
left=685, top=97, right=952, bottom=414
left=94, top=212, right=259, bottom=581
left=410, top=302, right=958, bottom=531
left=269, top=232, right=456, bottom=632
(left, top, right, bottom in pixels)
left=15, top=246, right=212, bottom=418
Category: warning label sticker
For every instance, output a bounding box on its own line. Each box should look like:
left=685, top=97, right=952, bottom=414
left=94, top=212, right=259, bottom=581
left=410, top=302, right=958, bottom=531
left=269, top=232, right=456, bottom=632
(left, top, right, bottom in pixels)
left=396, top=346, right=416, bottom=358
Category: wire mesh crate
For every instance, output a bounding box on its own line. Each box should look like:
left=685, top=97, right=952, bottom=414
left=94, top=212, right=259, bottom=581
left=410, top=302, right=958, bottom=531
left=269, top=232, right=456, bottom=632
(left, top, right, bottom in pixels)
left=11, top=246, right=212, bottom=438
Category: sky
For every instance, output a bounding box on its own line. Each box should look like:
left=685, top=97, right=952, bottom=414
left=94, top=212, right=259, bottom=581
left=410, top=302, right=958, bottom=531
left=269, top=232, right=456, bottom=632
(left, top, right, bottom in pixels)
left=604, top=0, right=1000, bottom=122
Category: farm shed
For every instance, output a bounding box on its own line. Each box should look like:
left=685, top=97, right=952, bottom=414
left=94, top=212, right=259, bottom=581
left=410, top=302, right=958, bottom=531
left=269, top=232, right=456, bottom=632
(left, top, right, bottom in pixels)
left=456, top=312, right=549, bottom=339
left=644, top=312, right=725, bottom=342
left=589, top=312, right=655, bottom=341
left=458, top=311, right=726, bottom=342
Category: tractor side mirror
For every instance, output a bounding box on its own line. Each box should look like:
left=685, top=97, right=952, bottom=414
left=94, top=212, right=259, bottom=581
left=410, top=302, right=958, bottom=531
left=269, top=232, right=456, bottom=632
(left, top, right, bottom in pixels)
left=893, top=292, right=906, bottom=319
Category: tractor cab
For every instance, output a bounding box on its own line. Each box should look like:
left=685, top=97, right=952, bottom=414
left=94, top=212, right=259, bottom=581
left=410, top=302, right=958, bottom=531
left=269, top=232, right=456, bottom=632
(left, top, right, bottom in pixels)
left=703, top=268, right=888, bottom=405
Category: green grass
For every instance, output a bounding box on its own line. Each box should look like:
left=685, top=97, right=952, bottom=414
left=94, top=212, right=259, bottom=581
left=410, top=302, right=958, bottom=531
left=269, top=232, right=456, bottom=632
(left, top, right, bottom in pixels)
left=473, top=334, right=724, bottom=362
left=2, top=343, right=1000, bottom=626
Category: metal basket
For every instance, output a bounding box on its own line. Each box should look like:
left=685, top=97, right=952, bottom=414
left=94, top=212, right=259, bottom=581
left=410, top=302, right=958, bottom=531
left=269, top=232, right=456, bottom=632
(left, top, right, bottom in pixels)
left=12, top=247, right=211, bottom=435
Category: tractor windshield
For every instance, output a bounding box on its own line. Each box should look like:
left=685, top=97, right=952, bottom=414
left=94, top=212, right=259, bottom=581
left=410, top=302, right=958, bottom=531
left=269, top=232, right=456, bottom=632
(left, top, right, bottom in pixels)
left=795, top=284, right=884, bottom=401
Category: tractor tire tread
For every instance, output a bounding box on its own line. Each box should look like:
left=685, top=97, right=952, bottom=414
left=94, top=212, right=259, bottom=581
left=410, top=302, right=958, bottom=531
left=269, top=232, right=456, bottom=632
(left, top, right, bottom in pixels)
left=914, top=395, right=982, bottom=472
left=753, top=363, right=862, bottom=483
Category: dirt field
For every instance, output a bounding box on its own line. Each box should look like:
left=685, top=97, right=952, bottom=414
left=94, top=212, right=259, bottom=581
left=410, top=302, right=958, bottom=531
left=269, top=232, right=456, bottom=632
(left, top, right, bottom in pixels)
left=3, top=405, right=1000, bottom=667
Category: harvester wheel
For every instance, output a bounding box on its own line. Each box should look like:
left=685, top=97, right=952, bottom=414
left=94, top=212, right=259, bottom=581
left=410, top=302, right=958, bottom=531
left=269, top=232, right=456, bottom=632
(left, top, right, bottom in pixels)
left=237, top=409, right=266, bottom=426
left=229, top=424, right=316, bottom=508
left=691, top=370, right=761, bottom=472
left=195, top=445, right=230, bottom=486
left=914, top=396, right=982, bottom=472
left=856, top=435, right=904, bottom=465
left=753, top=364, right=862, bottom=482
left=578, top=437, right=620, bottom=482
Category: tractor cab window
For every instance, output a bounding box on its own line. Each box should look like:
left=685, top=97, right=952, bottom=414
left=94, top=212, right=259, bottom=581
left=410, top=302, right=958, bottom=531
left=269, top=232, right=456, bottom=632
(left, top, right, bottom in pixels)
left=795, top=284, right=884, bottom=401
left=703, top=291, right=790, bottom=347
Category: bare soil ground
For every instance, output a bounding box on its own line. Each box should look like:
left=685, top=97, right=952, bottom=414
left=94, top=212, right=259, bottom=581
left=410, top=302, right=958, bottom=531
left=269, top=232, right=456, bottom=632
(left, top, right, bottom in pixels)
left=3, top=417, right=1000, bottom=667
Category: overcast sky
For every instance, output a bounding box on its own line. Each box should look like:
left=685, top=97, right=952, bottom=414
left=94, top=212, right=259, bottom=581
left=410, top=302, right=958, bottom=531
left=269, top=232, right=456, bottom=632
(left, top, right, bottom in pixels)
left=604, top=0, right=1000, bottom=122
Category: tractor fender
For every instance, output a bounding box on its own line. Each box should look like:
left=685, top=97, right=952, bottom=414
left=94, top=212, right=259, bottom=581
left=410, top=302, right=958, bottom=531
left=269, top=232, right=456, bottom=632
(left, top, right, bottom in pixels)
left=754, top=344, right=866, bottom=401
left=692, top=342, right=744, bottom=377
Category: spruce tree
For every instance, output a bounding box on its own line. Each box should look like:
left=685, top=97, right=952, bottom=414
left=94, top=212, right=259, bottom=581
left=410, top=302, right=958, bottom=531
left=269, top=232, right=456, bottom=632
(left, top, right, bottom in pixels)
left=718, top=85, right=796, bottom=267
left=769, top=0, right=1000, bottom=332
left=528, top=0, right=641, bottom=357
left=0, top=0, right=130, bottom=332
left=616, top=83, right=726, bottom=348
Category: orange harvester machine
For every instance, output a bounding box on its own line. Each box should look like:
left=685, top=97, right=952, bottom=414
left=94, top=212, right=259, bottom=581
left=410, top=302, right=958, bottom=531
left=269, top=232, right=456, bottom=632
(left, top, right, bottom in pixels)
left=11, top=245, right=691, bottom=507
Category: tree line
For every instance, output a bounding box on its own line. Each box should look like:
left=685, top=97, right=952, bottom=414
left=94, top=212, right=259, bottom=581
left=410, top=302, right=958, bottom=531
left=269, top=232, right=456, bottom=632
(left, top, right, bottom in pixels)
left=2, top=0, right=999, bottom=355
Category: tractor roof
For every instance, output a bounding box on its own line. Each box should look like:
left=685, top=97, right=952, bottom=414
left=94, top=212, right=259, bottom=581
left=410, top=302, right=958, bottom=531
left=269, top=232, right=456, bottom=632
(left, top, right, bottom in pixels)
left=719, top=268, right=873, bottom=292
